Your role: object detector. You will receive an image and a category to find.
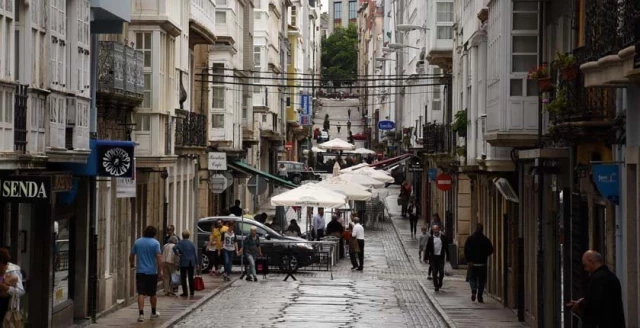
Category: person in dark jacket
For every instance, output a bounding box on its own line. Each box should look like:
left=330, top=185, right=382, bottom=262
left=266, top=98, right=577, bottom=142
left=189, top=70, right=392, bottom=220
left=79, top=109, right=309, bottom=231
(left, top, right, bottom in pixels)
left=426, top=225, right=449, bottom=291
left=463, top=223, right=494, bottom=302
left=326, top=215, right=345, bottom=259
left=173, top=230, right=198, bottom=297
left=567, top=250, right=625, bottom=328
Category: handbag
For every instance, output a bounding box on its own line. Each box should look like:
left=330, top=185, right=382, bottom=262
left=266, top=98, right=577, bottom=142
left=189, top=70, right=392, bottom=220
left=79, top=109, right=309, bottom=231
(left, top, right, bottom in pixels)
left=3, top=294, right=24, bottom=328
left=193, top=275, right=205, bottom=291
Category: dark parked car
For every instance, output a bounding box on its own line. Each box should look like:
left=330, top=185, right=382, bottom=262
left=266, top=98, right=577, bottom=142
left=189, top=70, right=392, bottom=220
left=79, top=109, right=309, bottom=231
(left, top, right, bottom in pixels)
left=317, top=130, right=330, bottom=143
left=278, top=161, right=320, bottom=184
left=197, top=216, right=317, bottom=272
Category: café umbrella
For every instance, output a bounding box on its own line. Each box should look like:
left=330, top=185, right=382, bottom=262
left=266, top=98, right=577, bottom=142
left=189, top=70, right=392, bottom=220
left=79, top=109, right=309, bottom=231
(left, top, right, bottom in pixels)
left=316, top=179, right=372, bottom=201
left=336, top=173, right=385, bottom=188
left=270, top=184, right=347, bottom=208
left=348, top=167, right=395, bottom=183
left=317, top=138, right=356, bottom=151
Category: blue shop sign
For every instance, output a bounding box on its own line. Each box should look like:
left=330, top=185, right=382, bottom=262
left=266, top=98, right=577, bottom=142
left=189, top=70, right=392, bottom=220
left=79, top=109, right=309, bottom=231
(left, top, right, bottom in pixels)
left=592, top=164, right=620, bottom=205
left=428, top=168, right=437, bottom=181
left=378, top=120, right=395, bottom=130
left=60, top=139, right=135, bottom=178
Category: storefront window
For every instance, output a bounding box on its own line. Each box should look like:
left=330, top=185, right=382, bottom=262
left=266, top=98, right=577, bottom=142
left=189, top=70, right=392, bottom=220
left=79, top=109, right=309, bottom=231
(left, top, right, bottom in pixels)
left=53, top=218, right=70, bottom=307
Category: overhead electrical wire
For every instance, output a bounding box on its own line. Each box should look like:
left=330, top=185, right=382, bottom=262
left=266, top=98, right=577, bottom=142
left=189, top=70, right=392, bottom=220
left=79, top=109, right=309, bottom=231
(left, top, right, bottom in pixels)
left=198, top=67, right=451, bottom=79
left=195, top=79, right=448, bottom=88
left=199, top=73, right=451, bottom=83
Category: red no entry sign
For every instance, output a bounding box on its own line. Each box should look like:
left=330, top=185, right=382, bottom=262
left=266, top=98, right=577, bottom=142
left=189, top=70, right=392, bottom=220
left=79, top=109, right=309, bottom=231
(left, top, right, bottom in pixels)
left=436, top=174, right=453, bottom=191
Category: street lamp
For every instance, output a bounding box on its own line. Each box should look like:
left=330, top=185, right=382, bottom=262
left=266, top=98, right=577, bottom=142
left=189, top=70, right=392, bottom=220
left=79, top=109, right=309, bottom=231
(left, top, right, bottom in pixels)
left=396, top=24, right=429, bottom=32
left=388, top=43, right=420, bottom=50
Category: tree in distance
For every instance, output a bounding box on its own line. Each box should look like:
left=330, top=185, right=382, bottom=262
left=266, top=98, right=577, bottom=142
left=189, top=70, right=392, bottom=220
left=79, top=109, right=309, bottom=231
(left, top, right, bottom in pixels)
left=321, top=24, right=357, bottom=88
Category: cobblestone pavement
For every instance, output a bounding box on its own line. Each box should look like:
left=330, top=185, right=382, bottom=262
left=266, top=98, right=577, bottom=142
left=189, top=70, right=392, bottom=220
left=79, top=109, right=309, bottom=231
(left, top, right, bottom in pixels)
left=175, top=220, right=449, bottom=328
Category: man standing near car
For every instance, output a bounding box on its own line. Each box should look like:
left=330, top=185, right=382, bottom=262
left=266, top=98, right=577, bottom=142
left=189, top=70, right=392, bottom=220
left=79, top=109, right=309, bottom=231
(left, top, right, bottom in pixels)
left=130, top=226, right=163, bottom=322
left=312, top=208, right=326, bottom=240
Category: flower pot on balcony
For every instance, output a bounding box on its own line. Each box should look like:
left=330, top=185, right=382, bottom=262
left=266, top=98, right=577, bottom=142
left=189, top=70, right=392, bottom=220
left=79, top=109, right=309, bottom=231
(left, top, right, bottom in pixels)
left=537, top=77, right=554, bottom=92
left=560, top=65, right=578, bottom=80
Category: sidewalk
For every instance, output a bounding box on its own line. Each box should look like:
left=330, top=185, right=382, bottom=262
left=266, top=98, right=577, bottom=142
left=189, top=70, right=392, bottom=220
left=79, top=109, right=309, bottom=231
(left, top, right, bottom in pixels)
left=384, top=188, right=527, bottom=328
left=84, top=272, right=235, bottom=328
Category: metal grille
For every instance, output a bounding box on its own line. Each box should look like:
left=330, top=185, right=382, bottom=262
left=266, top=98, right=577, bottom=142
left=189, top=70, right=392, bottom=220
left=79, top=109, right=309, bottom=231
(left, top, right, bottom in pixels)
left=585, top=0, right=640, bottom=61
left=13, top=84, right=28, bottom=152
left=175, top=109, right=207, bottom=147
left=423, top=123, right=453, bottom=154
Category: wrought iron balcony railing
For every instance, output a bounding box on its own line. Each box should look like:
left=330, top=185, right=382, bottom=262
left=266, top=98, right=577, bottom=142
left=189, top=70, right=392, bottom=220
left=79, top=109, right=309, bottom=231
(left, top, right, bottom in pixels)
left=97, top=41, right=144, bottom=102
left=175, top=109, right=207, bottom=147
left=549, top=48, right=616, bottom=129
left=13, top=85, right=28, bottom=153
left=423, top=123, right=454, bottom=154
left=584, top=0, right=639, bottom=61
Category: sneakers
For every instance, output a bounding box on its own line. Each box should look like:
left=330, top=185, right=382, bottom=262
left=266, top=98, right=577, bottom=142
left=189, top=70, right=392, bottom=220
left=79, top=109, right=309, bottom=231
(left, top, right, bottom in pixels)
left=253, top=276, right=258, bottom=282
left=137, top=314, right=145, bottom=322
left=150, top=312, right=160, bottom=319
left=246, top=276, right=253, bottom=281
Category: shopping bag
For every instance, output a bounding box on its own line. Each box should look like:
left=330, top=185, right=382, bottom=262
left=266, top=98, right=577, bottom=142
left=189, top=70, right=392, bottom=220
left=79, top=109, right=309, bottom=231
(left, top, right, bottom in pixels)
left=256, top=257, right=269, bottom=275
left=171, top=272, right=180, bottom=286
left=444, top=262, right=453, bottom=276
left=193, top=275, right=205, bottom=291
left=2, top=294, right=24, bottom=328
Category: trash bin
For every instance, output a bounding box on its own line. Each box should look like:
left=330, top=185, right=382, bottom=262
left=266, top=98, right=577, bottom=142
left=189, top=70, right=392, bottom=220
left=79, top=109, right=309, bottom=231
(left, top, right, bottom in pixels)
left=448, top=244, right=458, bottom=269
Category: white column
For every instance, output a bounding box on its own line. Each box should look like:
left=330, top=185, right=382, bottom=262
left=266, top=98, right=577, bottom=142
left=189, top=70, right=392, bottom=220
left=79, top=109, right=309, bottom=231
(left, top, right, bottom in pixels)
left=105, top=179, right=112, bottom=276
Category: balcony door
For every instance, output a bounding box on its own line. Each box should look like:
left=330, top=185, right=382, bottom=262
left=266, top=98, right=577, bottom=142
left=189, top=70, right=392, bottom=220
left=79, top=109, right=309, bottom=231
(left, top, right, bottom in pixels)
left=0, top=86, right=14, bottom=151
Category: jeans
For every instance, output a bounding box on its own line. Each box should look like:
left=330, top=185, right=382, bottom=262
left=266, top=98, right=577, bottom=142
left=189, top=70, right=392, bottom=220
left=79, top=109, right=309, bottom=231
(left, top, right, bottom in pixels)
left=430, top=256, right=445, bottom=288
left=245, top=254, right=257, bottom=277
left=409, top=215, right=418, bottom=235
left=223, top=249, right=235, bottom=276
left=469, top=265, right=488, bottom=298
left=179, top=265, right=195, bottom=295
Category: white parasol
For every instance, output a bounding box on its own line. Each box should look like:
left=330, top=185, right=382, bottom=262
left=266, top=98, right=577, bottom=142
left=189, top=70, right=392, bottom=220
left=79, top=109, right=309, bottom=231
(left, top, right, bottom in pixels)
left=348, top=167, right=395, bottom=183
left=349, top=148, right=376, bottom=155
left=339, top=163, right=369, bottom=173
left=316, top=179, right=372, bottom=201
left=270, top=184, right=347, bottom=208
left=317, top=138, right=356, bottom=151
left=336, top=173, right=385, bottom=188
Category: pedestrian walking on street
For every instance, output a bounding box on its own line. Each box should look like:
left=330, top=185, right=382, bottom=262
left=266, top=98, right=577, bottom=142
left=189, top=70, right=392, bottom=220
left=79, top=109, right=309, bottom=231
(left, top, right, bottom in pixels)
left=418, top=226, right=429, bottom=262
left=130, top=225, right=163, bottom=322
left=221, top=224, right=239, bottom=281
left=240, top=226, right=263, bottom=281
left=313, top=208, right=326, bottom=240
left=399, top=181, right=412, bottom=217
left=407, top=198, right=419, bottom=238
left=463, top=224, right=494, bottom=302
left=207, top=219, right=227, bottom=275
left=350, top=217, right=365, bottom=271
left=567, top=250, right=625, bottom=328
left=161, top=236, right=179, bottom=296
left=424, top=227, right=434, bottom=280
left=173, top=230, right=198, bottom=297
left=347, top=108, right=351, bottom=119
left=163, top=224, right=180, bottom=244
left=430, top=213, right=443, bottom=231
left=347, top=120, right=351, bottom=131
left=229, top=199, right=243, bottom=217
left=426, top=225, right=449, bottom=291
left=0, top=248, right=25, bottom=326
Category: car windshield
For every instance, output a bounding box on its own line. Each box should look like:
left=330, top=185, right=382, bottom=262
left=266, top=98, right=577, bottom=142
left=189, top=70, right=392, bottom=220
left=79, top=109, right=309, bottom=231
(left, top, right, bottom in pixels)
left=235, top=220, right=282, bottom=238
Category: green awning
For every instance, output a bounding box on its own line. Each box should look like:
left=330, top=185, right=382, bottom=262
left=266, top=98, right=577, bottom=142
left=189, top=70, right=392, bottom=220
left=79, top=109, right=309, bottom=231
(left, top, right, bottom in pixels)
left=228, top=161, right=298, bottom=189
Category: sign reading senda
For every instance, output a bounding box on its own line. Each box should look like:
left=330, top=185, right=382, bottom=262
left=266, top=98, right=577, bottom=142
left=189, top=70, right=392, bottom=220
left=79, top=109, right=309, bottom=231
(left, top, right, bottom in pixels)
left=0, top=176, right=51, bottom=202
left=378, top=120, right=396, bottom=130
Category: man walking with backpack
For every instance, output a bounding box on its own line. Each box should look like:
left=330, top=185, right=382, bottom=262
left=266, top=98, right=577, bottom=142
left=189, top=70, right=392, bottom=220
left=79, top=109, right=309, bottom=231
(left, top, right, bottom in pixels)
left=464, top=223, right=494, bottom=302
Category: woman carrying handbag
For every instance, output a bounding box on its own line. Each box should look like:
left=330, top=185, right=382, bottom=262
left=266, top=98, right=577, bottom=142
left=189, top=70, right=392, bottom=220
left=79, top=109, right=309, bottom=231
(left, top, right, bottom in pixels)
left=0, top=248, right=25, bottom=328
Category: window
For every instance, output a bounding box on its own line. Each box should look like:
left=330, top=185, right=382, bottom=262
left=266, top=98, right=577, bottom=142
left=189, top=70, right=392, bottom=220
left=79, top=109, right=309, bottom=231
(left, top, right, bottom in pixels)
left=143, top=73, right=151, bottom=108
left=218, top=0, right=227, bottom=5
left=50, top=0, right=66, bottom=88
left=511, top=2, right=538, bottom=73
left=212, top=63, right=225, bottom=108
left=262, top=114, right=267, bottom=122
left=254, top=46, right=261, bottom=92
left=348, top=1, right=357, bottom=21
left=53, top=217, right=71, bottom=308
left=436, top=1, right=453, bottom=39
left=77, top=0, right=90, bottom=94
left=290, top=6, right=297, bottom=27
left=135, top=32, right=152, bottom=68
left=334, top=1, right=342, bottom=20
left=212, top=114, right=224, bottom=128
left=216, top=11, right=226, bottom=24
left=135, top=115, right=151, bottom=131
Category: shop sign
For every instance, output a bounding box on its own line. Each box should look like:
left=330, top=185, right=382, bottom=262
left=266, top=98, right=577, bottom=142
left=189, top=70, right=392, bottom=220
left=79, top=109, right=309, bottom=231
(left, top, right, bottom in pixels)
left=208, top=152, right=228, bottom=171
left=96, top=141, right=135, bottom=178
left=378, top=120, right=395, bottom=130
left=592, top=164, right=620, bottom=205
left=51, top=173, right=73, bottom=192
left=409, top=164, right=423, bottom=172
left=116, top=178, right=136, bottom=198
left=0, top=176, right=51, bottom=202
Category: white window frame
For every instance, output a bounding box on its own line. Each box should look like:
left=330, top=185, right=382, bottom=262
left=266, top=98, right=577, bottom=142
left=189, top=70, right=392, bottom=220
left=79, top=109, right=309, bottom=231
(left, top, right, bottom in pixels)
left=28, top=93, right=46, bottom=153
left=136, top=32, right=153, bottom=108
left=0, top=0, right=15, bottom=80
left=211, top=113, right=224, bottom=128
left=212, top=63, right=225, bottom=109
left=77, top=0, right=90, bottom=95
left=215, top=11, right=226, bottom=24
left=48, top=94, right=66, bottom=149
left=50, top=0, right=67, bottom=89
left=254, top=46, right=262, bottom=93
left=510, top=1, right=538, bottom=95
left=436, top=1, right=454, bottom=40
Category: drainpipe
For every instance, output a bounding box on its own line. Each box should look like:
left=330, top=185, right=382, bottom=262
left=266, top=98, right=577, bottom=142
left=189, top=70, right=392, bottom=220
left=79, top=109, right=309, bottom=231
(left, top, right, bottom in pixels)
left=536, top=1, right=545, bottom=327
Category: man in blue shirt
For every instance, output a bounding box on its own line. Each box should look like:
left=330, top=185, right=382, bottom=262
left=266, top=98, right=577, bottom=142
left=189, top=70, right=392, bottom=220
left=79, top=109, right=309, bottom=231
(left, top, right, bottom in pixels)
left=130, top=225, right=163, bottom=322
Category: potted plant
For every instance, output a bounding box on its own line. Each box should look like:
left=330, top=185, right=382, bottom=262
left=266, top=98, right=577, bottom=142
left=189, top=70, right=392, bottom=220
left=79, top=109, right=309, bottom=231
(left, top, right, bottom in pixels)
left=553, top=51, right=578, bottom=80
left=545, top=86, right=568, bottom=118
left=451, top=109, right=468, bottom=138
left=528, top=64, right=553, bottom=92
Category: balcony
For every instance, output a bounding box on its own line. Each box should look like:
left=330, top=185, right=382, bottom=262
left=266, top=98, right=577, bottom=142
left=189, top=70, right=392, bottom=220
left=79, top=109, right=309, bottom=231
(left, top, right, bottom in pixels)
left=97, top=41, right=144, bottom=106
left=189, top=0, right=216, bottom=45
left=580, top=0, right=640, bottom=86
left=547, top=49, right=618, bottom=143
left=423, top=123, right=454, bottom=155
left=175, top=109, right=207, bottom=148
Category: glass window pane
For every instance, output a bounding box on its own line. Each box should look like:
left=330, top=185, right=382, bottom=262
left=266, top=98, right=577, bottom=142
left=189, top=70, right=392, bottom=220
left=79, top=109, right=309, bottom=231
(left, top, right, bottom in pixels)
left=144, top=51, right=151, bottom=68
left=513, top=13, right=537, bottom=30
left=526, top=79, right=538, bottom=96
left=216, top=11, right=226, bottom=23
left=144, top=32, right=151, bottom=49
left=136, top=33, right=143, bottom=49
left=53, top=217, right=70, bottom=308
left=512, top=54, right=537, bottom=72
left=513, top=2, right=537, bottom=11
left=512, top=36, right=537, bottom=53
left=437, top=26, right=453, bottom=39
left=510, top=79, right=523, bottom=96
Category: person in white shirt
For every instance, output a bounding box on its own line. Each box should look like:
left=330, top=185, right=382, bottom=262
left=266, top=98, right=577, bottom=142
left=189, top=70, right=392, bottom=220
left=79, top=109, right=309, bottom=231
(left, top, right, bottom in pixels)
left=426, top=225, right=450, bottom=291
left=350, top=217, right=365, bottom=271
left=312, top=208, right=326, bottom=240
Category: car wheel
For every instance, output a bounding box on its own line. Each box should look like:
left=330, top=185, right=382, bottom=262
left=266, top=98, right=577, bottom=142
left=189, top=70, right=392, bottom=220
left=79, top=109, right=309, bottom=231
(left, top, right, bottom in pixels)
left=279, top=255, right=299, bottom=273
left=292, top=175, right=302, bottom=185
left=201, top=253, right=210, bottom=270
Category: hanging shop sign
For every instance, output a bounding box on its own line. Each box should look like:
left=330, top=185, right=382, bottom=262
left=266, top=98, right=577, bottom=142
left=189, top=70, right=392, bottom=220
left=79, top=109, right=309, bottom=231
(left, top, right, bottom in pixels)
left=378, top=120, right=396, bottom=130
left=300, top=94, right=312, bottom=126
left=96, top=141, right=135, bottom=178
left=208, top=152, right=228, bottom=171
left=0, top=176, right=51, bottom=202
left=116, top=178, right=136, bottom=198
left=591, top=164, right=620, bottom=205
left=210, top=173, right=233, bottom=194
